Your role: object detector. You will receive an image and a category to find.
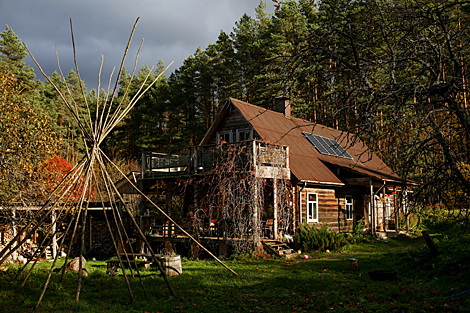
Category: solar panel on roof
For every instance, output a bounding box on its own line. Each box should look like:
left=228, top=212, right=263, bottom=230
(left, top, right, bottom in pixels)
left=306, top=133, right=329, bottom=154
left=302, top=132, right=353, bottom=159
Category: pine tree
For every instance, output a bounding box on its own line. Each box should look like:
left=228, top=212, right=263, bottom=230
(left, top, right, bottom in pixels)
left=107, top=62, right=171, bottom=159
left=41, top=69, right=89, bottom=163
left=0, top=25, right=36, bottom=89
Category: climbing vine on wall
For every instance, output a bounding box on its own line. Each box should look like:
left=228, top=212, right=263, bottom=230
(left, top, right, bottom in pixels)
left=190, top=141, right=293, bottom=254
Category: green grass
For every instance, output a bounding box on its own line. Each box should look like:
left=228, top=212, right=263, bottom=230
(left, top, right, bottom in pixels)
left=0, top=236, right=468, bottom=312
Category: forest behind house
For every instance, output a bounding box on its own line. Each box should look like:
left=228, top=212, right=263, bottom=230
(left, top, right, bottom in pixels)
left=2, top=0, right=470, bottom=227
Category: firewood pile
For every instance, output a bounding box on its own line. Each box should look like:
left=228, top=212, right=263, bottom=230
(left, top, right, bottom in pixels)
left=84, top=216, right=116, bottom=256
left=0, top=227, right=46, bottom=262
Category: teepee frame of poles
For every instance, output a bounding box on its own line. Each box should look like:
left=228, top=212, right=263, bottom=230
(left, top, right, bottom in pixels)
left=0, top=17, right=236, bottom=309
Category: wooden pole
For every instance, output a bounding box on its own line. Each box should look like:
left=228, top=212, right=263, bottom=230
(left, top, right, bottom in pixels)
left=273, top=179, right=278, bottom=239
left=383, top=193, right=388, bottom=232
left=252, top=141, right=261, bottom=246
left=61, top=187, right=89, bottom=282
left=253, top=180, right=260, bottom=245
left=12, top=208, right=17, bottom=261
left=422, top=231, right=439, bottom=257
left=89, top=215, right=92, bottom=252
left=394, top=192, right=399, bottom=234
left=75, top=156, right=97, bottom=304
left=52, top=209, right=57, bottom=259
left=370, top=178, right=375, bottom=235
left=405, top=191, right=410, bottom=233
left=34, top=207, right=81, bottom=309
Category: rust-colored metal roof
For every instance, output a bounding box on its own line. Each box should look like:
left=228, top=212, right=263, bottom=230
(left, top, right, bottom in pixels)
left=229, top=98, right=401, bottom=184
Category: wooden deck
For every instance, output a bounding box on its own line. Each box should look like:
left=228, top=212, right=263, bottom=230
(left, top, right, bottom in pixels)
left=146, top=233, right=269, bottom=244
left=141, top=215, right=278, bottom=244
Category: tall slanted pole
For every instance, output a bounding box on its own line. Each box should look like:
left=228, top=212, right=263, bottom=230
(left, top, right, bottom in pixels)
left=11, top=208, right=17, bottom=261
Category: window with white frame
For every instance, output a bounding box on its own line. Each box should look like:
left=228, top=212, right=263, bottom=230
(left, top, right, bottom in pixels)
left=307, top=193, right=318, bottom=223
left=345, top=196, right=353, bottom=220
left=217, top=130, right=232, bottom=144
left=236, top=128, right=252, bottom=142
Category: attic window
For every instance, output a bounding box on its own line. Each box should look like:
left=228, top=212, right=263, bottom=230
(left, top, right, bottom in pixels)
left=236, top=129, right=252, bottom=142
left=302, top=132, right=353, bottom=159
left=217, top=130, right=233, bottom=144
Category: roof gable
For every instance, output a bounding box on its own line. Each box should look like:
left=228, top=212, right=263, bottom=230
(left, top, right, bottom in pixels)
left=201, top=98, right=401, bottom=184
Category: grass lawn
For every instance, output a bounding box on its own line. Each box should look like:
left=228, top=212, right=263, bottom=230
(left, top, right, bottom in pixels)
left=0, top=236, right=468, bottom=312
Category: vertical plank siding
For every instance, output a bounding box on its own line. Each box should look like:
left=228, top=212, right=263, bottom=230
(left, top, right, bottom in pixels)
left=207, top=109, right=254, bottom=145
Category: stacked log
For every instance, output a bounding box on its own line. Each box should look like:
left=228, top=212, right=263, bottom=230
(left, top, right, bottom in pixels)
left=84, top=214, right=116, bottom=256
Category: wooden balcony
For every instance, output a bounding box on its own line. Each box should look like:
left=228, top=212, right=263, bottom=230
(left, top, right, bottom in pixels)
left=140, top=215, right=286, bottom=242
left=141, top=140, right=290, bottom=180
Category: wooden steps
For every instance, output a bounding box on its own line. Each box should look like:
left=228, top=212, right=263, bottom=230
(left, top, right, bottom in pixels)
left=262, top=240, right=297, bottom=258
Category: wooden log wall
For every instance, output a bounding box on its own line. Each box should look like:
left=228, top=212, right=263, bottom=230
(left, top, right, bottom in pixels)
left=335, top=185, right=366, bottom=232
left=299, top=187, right=355, bottom=232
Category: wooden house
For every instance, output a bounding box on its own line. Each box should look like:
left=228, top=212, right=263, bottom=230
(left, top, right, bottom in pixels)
left=138, top=97, right=409, bottom=245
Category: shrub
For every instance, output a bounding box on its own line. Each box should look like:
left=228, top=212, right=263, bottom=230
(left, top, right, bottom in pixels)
left=401, top=205, right=467, bottom=235
left=294, top=223, right=348, bottom=252
left=399, top=212, right=422, bottom=234
left=401, top=234, right=470, bottom=276
left=347, top=219, right=373, bottom=243
left=420, top=205, right=464, bottom=234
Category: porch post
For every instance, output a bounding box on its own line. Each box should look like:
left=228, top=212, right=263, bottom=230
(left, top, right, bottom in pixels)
left=141, top=152, right=146, bottom=179
left=383, top=183, right=387, bottom=233
left=370, top=178, right=375, bottom=236
left=252, top=140, right=261, bottom=246
left=193, top=147, right=198, bottom=174
left=273, top=179, right=278, bottom=239
left=11, top=207, right=17, bottom=260
left=394, top=191, right=399, bottom=235
left=52, top=209, right=57, bottom=259
left=363, top=195, right=370, bottom=226
left=253, top=179, right=261, bottom=246
left=405, top=190, right=410, bottom=233
left=194, top=184, right=198, bottom=212
left=89, top=215, right=92, bottom=253
left=118, top=201, right=125, bottom=241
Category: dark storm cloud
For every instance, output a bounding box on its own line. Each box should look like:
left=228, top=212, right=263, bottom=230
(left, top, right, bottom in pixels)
left=0, top=0, right=273, bottom=89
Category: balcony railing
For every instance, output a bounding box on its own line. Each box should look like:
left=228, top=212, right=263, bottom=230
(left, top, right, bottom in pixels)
left=141, top=140, right=290, bottom=179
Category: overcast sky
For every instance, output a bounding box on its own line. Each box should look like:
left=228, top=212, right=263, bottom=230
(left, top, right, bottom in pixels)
left=0, top=0, right=274, bottom=90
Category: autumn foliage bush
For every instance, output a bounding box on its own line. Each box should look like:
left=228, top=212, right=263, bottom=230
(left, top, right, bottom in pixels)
left=34, top=155, right=96, bottom=201
left=294, top=223, right=348, bottom=252
left=41, top=155, right=73, bottom=186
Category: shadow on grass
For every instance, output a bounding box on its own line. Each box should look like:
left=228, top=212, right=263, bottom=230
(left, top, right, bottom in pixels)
left=1, top=237, right=468, bottom=312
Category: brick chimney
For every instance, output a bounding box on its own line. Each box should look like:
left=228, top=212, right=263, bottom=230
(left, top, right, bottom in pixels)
left=275, top=96, right=291, bottom=118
